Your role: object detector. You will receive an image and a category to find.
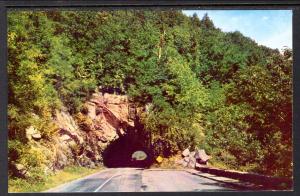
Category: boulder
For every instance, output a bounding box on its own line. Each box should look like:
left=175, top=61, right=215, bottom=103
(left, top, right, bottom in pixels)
left=95, top=108, right=103, bottom=116
left=190, top=151, right=196, bottom=158
left=182, top=148, right=190, bottom=157
left=15, top=168, right=29, bottom=178
left=60, top=134, right=71, bottom=141
left=195, top=163, right=205, bottom=168
left=26, top=126, right=41, bottom=141
left=195, top=149, right=211, bottom=164
left=55, top=109, right=79, bottom=134
left=188, top=157, right=196, bottom=168
left=184, top=156, right=190, bottom=162
left=15, top=163, right=25, bottom=171
left=32, top=133, right=42, bottom=140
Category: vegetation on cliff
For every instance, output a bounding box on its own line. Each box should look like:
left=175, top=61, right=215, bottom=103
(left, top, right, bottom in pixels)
left=8, top=10, right=292, bottom=181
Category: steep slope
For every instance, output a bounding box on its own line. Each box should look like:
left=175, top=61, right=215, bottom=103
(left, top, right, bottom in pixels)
left=13, top=92, right=138, bottom=177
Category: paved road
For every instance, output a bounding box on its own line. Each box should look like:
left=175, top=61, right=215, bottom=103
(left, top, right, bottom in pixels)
left=46, top=168, right=235, bottom=192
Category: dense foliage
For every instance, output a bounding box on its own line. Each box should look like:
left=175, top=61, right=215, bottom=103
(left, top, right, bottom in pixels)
left=8, top=10, right=292, bottom=178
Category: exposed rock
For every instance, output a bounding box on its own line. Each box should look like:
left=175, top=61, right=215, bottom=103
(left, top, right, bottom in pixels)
left=60, top=134, right=71, bottom=141
left=189, top=151, right=196, bottom=158
left=195, top=149, right=211, bottom=164
left=26, top=126, right=41, bottom=141
left=94, top=124, right=102, bottom=130
left=14, top=163, right=28, bottom=178
left=97, top=141, right=107, bottom=148
left=68, top=140, right=77, bottom=150
left=182, top=148, right=190, bottom=157
left=54, top=147, right=70, bottom=169
left=179, top=148, right=212, bottom=168
left=58, top=128, right=83, bottom=145
left=88, top=162, right=96, bottom=169
left=99, top=136, right=108, bottom=143
left=32, top=133, right=42, bottom=140
left=78, top=156, right=88, bottom=167
left=188, top=157, right=196, bottom=168
left=96, top=107, right=102, bottom=116
left=20, top=92, right=139, bottom=175
left=61, top=93, right=136, bottom=167
left=86, top=102, right=97, bottom=120
left=55, top=109, right=79, bottom=133
left=90, top=93, right=135, bottom=128
left=184, top=156, right=190, bottom=162
left=15, top=163, right=25, bottom=171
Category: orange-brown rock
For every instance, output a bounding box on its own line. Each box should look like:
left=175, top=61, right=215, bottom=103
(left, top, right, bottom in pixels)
left=45, top=92, right=138, bottom=170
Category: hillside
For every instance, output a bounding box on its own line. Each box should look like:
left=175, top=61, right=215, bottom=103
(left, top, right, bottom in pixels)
left=8, top=10, right=292, bottom=185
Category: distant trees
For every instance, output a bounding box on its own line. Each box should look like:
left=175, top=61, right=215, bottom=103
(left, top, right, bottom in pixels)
left=8, top=10, right=292, bottom=178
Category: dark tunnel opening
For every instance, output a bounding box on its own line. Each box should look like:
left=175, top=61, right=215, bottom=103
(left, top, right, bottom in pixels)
left=101, top=130, right=154, bottom=168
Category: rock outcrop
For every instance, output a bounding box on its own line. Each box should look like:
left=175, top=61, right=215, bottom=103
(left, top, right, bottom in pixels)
left=23, top=92, right=138, bottom=172
left=177, top=148, right=212, bottom=169
left=26, top=126, right=42, bottom=141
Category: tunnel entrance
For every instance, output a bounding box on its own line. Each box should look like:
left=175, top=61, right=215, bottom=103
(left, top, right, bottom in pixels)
left=102, top=130, right=154, bottom=168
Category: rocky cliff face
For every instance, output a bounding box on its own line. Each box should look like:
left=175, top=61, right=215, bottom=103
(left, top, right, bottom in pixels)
left=24, top=93, right=137, bottom=173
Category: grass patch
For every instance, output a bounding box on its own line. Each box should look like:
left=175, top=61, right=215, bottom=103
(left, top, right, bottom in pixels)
left=208, top=159, right=233, bottom=170
left=208, top=158, right=260, bottom=173
left=9, top=166, right=103, bottom=193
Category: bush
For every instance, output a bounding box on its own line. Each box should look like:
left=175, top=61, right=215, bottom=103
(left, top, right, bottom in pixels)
left=205, top=104, right=264, bottom=168
left=74, top=112, right=94, bottom=132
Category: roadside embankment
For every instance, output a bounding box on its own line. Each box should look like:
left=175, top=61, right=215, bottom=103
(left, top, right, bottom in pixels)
left=194, top=165, right=293, bottom=190
left=9, top=166, right=103, bottom=193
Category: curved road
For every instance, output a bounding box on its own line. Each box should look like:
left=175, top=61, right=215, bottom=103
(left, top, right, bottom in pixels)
left=46, top=168, right=236, bottom=192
